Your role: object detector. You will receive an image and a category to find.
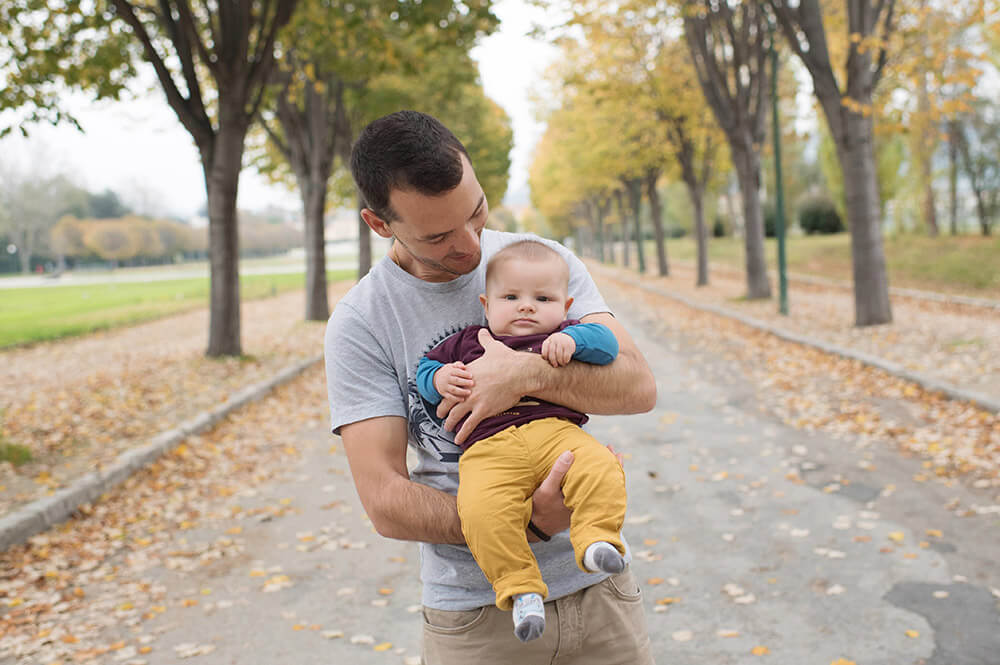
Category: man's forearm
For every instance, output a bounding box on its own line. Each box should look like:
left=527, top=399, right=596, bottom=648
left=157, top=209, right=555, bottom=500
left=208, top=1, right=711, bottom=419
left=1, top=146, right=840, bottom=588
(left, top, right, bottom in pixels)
left=373, top=474, right=466, bottom=544
left=373, top=474, right=556, bottom=544
left=525, top=345, right=656, bottom=415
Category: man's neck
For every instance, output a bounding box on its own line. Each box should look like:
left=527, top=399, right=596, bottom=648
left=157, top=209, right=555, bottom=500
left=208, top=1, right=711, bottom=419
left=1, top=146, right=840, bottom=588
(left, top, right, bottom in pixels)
left=389, top=242, right=458, bottom=283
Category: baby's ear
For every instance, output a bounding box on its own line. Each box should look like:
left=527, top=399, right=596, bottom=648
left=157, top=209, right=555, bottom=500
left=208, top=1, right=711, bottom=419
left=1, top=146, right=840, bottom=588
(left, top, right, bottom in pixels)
left=479, top=293, right=488, bottom=309
left=564, top=296, right=574, bottom=314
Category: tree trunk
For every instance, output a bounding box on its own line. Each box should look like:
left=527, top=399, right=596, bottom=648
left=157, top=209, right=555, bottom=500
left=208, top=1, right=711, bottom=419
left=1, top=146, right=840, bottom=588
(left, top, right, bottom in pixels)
left=17, top=240, right=31, bottom=274
left=644, top=169, right=668, bottom=277
left=726, top=175, right=742, bottom=237
left=971, top=187, right=990, bottom=236
left=203, top=117, right=246, bottom=357
left=687, top=182, right=710, bottom=286
left=301, top=177, right=329, bottom=321
left=615, top=189, right=629, bottom=268
left=838, top=114, right=892, bottom=326
left=948, top=120, right=959, bottom=235
left=915, top=31, right=939, bottom=237
left=625, top=179, right=646, bottom=274
left=732, top=145, right=771, bottom=299
left=592, top=199, right=607, bottom=263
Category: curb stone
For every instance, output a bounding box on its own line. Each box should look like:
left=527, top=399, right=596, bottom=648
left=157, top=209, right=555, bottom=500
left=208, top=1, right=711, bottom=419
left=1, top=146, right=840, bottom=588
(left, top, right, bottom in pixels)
left=0, top=353, right=324, bottom=552
left=594, top=265, right=1000, bottom=415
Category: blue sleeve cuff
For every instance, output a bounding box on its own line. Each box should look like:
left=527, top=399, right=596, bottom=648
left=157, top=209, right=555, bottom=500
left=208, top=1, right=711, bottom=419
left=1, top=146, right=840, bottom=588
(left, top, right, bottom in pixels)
left=416, top=357, right=445, bottom=404
left=562, top=323, right=618, bottom=365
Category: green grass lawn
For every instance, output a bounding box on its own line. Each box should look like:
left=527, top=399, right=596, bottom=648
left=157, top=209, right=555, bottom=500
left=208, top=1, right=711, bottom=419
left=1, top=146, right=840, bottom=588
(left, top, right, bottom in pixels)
left=0, top=270, right=354, bottom=348
left=656, top=233, right=1000, bottom=296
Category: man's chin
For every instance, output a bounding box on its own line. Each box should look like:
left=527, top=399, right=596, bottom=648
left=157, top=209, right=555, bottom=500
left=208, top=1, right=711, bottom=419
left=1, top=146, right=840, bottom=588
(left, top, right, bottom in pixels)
left=447, top=253, right=482, bottom=275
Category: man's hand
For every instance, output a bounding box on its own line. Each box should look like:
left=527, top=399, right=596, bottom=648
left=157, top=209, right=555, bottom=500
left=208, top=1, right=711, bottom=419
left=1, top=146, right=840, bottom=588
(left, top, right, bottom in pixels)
left=436, top=329, right=531, bottom=445
left=540, top=332, right=576, bottom=367
left=433, top=361, right=474, bottom=401
left=528, top=445, right=626, bottom=541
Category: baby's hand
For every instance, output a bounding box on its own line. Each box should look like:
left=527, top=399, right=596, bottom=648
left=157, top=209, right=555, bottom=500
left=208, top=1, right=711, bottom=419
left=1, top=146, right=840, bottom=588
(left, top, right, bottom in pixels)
left=540, top=332, right=576, bottom=367
left=433, top=361, right=474, bottom=401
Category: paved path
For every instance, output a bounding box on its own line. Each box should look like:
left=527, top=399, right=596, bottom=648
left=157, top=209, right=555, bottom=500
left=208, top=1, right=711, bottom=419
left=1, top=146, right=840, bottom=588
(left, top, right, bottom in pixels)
left=10, top=282, right=998, bottom=665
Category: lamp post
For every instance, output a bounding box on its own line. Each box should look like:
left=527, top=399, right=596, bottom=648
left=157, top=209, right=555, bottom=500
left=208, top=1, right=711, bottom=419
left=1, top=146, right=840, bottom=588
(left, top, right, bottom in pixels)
left=769, top=17, right=789, bottom=316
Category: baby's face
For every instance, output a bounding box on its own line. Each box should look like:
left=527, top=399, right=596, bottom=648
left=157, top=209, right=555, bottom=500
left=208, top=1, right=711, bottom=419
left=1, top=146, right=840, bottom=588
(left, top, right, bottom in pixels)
left=481, top=257, right=571, bottom=337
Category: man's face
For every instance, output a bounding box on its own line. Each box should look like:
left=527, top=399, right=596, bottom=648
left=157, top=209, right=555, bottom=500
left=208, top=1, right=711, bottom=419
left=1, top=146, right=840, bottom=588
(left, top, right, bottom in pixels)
left=363, top=154, right=489, bottom=282
left=480, top=256, right=572, bottom=337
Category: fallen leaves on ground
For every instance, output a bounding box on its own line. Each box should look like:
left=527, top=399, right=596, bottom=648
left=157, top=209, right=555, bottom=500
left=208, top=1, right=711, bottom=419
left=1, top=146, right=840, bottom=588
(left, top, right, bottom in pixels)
left=597, top=268, right=1000, bottom=492
left=0, top=365, right=338, bottom=663
left=0, top=283, right=352, bottom=514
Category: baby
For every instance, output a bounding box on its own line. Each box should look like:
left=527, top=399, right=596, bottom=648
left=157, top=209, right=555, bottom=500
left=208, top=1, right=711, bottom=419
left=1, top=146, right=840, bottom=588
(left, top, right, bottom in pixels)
left=416, top=239, right=628, bottom=642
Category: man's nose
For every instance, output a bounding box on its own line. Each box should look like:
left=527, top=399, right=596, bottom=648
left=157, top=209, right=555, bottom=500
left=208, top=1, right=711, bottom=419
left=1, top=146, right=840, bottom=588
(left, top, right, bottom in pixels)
left=460, top=221, right=480, bottom=252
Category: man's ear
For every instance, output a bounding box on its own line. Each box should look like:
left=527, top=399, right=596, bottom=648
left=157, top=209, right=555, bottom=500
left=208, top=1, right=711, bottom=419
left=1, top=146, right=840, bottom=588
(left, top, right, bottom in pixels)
left=564, top=296, right=574, bottom=314
left=360, top=208, right=393, bottom=239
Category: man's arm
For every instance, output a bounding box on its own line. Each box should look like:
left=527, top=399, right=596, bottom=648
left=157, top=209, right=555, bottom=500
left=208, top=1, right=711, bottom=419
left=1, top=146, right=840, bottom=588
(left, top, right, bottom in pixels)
left=440, top=312, right=657, bottom=445
left=340, top=415, right=574, bottom=543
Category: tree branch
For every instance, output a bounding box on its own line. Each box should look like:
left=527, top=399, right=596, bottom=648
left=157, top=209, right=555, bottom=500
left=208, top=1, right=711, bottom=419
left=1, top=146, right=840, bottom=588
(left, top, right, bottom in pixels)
left=111, top=0, right=213, bottom=150
left=157, top=0, right=209, bottom=122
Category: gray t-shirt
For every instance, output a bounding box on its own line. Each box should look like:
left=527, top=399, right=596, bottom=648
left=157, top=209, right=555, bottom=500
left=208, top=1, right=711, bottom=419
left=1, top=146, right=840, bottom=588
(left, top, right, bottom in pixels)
left=324, top=229, right=630, bottom=610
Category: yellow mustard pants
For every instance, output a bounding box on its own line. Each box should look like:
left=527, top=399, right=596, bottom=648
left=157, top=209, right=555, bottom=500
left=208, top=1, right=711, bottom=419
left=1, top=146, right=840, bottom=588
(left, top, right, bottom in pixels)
left=456, top=417, right=627, bottom=611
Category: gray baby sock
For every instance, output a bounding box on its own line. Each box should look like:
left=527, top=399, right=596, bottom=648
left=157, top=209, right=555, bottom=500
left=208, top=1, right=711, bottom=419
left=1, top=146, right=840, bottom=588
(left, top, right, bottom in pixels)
left=512, top=592, right=545, bottom=642
left=583, top=541, right=625, bottom=574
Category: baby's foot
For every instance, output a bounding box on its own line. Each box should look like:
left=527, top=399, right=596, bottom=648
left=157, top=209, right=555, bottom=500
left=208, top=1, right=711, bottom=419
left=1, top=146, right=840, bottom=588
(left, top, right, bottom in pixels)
left=512, top=592, right=545, bottom=642
left=584, top=541, right=625, bottom=574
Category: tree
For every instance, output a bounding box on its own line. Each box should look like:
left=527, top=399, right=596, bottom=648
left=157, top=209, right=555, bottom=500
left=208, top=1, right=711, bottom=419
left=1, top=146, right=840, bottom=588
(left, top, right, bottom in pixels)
left=956, top=101, right=1000, bottom=237
left=888, top=1, right=984, bottom=237
left=649, top=36, right=726, bottom=286
left=1, top=0, right=299, bottom=355
left=683, top=0, right=773, bottom=298
left=255, top=1, right=501, bottom=304
left=82, top=219, right=141, bottom=263
left=0, top=173, right=87, bottom=272
left=767, top=0, right=896, bottom=325
left=87, top=188, right=131, bottom=219
left=50, top=215, right=89, bottom=268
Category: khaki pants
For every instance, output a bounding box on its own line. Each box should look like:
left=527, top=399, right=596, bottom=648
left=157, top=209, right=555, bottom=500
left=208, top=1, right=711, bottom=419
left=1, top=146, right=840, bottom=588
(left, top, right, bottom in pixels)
left=422, top=568, right=655, bottom=665
left=456, top=418, right=627, bottom=610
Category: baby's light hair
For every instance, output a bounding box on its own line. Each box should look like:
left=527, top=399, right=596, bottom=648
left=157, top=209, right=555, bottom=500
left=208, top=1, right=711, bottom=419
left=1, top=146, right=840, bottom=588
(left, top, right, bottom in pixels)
left=485, top=240, right=569, bottom=290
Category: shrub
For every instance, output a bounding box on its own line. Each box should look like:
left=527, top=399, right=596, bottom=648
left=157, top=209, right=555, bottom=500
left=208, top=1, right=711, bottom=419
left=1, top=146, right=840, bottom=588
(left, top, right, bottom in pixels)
left=798, top=196, right=845, bottom=234
left=712, top=217, right=727, bottom=238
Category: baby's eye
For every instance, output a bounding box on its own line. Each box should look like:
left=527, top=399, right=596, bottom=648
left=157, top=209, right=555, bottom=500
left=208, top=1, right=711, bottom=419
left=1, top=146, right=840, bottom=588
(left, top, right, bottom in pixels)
left=537, top=296, right=550, bottom=302
left=504, top=294, right=518, bottom=300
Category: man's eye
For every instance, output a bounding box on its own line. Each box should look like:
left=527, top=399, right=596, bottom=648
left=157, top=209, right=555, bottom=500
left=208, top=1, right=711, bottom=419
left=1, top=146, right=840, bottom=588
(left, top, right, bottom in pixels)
left=427, top=237, right=446, bottom=244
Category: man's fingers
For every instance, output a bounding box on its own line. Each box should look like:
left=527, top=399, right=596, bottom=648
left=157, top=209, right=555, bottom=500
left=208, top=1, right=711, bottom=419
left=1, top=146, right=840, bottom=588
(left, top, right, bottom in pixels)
left=538, top=451, right=574, bottom=495
left=444, top=398, right=473, bottom=431
left=453, top=408, right=484, bottom=445
left=476, top=327, right=496, bottom=350
left=436, top=394, right=461, bottom=420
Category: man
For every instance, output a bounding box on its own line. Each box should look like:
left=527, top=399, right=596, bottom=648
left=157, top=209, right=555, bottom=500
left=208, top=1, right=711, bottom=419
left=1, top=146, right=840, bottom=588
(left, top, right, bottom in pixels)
left=325, top=110, right=657, bottom=664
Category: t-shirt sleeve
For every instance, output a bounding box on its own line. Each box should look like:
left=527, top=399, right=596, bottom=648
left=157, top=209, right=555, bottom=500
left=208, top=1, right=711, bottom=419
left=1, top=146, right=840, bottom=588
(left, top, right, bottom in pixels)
left=556, top=243, right=610, bottom=319
left=325, top=302, right=407, bottom=435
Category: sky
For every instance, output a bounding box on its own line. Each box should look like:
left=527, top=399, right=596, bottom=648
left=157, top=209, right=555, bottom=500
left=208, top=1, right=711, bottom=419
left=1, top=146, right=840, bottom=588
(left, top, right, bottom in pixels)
left=0, top=0, right=554, bottom=220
